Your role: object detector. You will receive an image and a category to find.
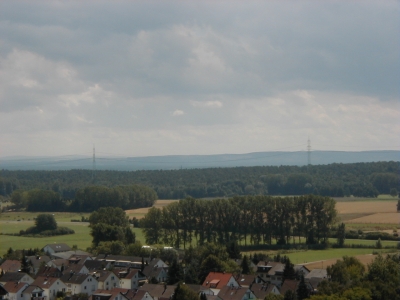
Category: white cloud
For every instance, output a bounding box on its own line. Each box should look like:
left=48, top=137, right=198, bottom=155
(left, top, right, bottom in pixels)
left=191, top=100, right=223, bottom=108
left=172, top=110, right=184, bottom=116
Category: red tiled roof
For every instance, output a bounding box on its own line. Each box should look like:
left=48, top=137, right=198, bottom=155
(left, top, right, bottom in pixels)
left=202, top=272, right=235, bottom=289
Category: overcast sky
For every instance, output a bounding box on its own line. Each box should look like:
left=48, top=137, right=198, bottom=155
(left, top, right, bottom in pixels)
left=1, top=1, right=399, bottom=158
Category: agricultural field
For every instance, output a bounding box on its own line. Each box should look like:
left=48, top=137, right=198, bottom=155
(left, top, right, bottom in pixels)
left=1, top=197, right=399, bottom=267
left=335, top=199, right=399, bottom=229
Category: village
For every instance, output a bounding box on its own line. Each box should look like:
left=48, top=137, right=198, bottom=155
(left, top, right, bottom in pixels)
left=0, top=242, right=327, bottom=300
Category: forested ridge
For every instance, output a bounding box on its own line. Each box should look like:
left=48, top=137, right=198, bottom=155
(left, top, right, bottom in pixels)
left=0, top=161, right=399, bottom=200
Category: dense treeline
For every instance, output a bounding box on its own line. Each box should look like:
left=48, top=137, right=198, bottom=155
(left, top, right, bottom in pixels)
left=9, top=185, right=157, bottom=212
left=140, top=195, right=337, bottom=248
left=1, top=161, right=399, bottom=199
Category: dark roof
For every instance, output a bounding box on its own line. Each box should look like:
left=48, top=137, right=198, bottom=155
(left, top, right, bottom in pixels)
left=217, top=285, right=250, bottom=300
left=0, top=271, right=32, bottom=283
left=139, top=283, right=175, bottom=300
left=43, top=243, right=71, bottom=253
left=142, top=266, right=166, bottom=279
left=27, top=256, right=51, bottom=269
left=36, top=266, right=63, bottom=278
left=235, top=274, right=256, bottom=287
left=85, top=260, right=106, bottom=271
left=280, top=279, right=299, bottom=296
left=61, top=273, right=93, bottom=284
left=251, top=282, right=278, bottom=299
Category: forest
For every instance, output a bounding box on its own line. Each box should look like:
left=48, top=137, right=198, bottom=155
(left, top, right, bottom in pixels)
left=6, top=184, right=157, bottom=212
left=140, top=195, right=337, bottom=249
left=0, top=161, right=399, bottom=201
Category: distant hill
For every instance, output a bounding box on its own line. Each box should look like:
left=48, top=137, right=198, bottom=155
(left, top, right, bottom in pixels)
left=1, top=150, right=399, bottom=171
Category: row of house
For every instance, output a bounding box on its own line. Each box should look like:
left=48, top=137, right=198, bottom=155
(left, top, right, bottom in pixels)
left=0, top=243, right=328, bottom=300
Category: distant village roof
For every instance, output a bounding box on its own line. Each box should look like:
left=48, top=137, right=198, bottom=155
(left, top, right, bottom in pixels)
left=202, top=272, right=236, bottom=290
left=217, top=285, right=252, bottom=300
left=32, top=276, right=61, bottom=289
left=251, top=282, right=279, bottom=299
left=280, top=279, right=299, bottom=295
left=0, top=271, right=32, bottom=283
left=61, top=273, right=93, bottom=284
left=0, top=260, right=21, bottom=273
left=43, top=243, right=71, bottom=253
left=2, top=281, right=29, bottom=293
left=36, top=266, right=62, bottom=278
left=139, top=283, right=175, bottom=300
left=305, top=269, right=327, bottom=279
left=50, top=250, right=92, bottom=260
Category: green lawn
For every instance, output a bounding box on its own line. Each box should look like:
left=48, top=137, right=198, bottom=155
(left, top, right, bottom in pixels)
left=282, top=248, right=393, bottom=265
left=0, top=220, right=146, bottom=256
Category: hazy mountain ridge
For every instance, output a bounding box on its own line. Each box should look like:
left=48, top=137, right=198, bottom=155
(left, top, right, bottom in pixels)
left=1, top=150, right=399, bottom=171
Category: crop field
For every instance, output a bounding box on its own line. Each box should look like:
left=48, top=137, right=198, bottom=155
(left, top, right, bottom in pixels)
left=336, top=200, right=399, bottom=225
left=125, top=199, right=178, bottom=219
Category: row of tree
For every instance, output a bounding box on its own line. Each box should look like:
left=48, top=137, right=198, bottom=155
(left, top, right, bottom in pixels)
left=140, top=195, right=337, bottom=248
left=1, top=161, right=399, bottom=199
left=8, top=185, right=157, bottom=212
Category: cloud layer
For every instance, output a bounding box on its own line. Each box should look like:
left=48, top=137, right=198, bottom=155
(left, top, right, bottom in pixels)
left=0, top=1, right=399, bottom=157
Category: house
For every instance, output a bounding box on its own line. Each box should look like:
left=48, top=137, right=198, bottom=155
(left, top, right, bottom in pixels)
left=142, top=266, right=167, bottom=284
left=27, top=256, right=51, bottom=275
left=250, top=283, right=280, bottom=300
left=63, top=264, right=89, bottom=275
left=280, top=279, right=298, bottom=296
left=304, top=268, right=327, bottom=292
left=304, top=269, right=328, bottom=294
left=61, top=273, right=98, bottom=296
left=21, top=285, right=46, bottom=300
left=0, top=260, right=21, bottom=273
left=116, top=269, right=146, bottom=289
left=92, top=271, right=120, bottom=290
left=68, top=255, right=92, bottom=265
left=42, top=244, right=71, bottom=255
left=2, top=282, right=29, bottom=300
left=32, top=276, right=67, bottom=300
left=130, top=289, right=153, bottom=300
left=95, top=255, right=167, bottom=271
left=139, top=283, right=175, bottom=300
left=217, top=285, right=256, bottom=300
left=294, top=265, right=310, bottom=278
left=85, top=260, right=111, bottom=272
left=202, top=272, right=239, bottom=295
left=47, top=259, right=69, bottom=271
left=89, top=289, right=130, bottom=300
left=235, top=274, right=256, bottom=288
left=50, top=250, right=92, bottom=260
left=36, top=266, right=62, bottom=278
left=255, top=261, right=285, bottom=286
left=0, top=272, right=34, bottom=285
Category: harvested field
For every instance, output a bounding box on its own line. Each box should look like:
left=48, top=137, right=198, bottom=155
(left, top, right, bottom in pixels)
left=125, top=199, right=178, bottom=219
left=346, top=213, right=400, bottom=224
left=337, top=200, right=399, bottom=224
left=336, top=201, right=397, bottom=214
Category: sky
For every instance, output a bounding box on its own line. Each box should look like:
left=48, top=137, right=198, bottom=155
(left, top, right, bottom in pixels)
left=0, top=1, right=399, bottom=158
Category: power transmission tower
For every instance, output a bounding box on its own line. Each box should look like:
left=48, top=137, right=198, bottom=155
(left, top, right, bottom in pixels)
left=92, top=145, right=96, bottom=182
left=307, top=137, right=311, bottom=170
